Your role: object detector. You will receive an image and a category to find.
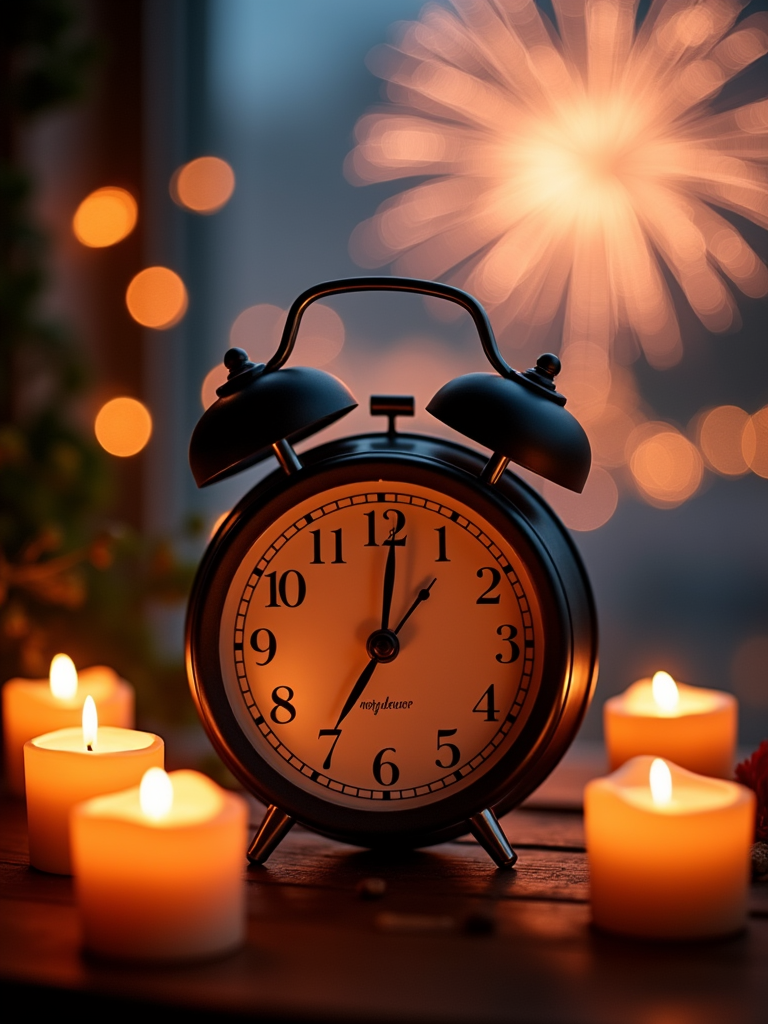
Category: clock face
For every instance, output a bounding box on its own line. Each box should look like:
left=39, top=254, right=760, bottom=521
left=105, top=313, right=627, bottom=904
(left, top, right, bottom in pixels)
left=218, top=479, right=545, bottom=811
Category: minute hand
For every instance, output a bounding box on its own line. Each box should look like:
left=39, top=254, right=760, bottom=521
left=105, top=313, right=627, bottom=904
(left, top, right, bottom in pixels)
left=334, top=658, right=377, bottom=730
left=334, top=578, right=436, bottom=729
left=332, top=537, right=398, bottom=731
left=380, top=532, right=397, bottom=630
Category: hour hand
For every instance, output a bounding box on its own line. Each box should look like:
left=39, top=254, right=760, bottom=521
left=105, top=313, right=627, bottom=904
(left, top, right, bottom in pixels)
left=394, top=578, right=436, bottom=635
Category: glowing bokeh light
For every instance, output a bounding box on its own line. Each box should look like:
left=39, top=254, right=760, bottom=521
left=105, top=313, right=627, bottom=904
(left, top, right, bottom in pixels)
left=628, top=423, right=703, bottom=507
left=742, top=406, right=768, bottom=478
left=567, top=359, right=646, bottom=469
left=140, top=767, right=174, bottom=821
left=230, top=304, right=284, bottom=360
left=201, top=362, right=230, bottom=409
left=586, top=404, right=640, bottom=468
left=73, top=187, right=138, bottom=247
left=298, top=304, right=346, bottom=365
left=555, top=342, right=612, bottom=424
left=172, top=156, right=235, bottom=213
left=229, top=302, right=345, bottom=367
left=698, top=405, right=750, bottom=475
left=49, top=654, right=78, bottom=700
left=126, top=267, right=187, bottom=329
left=376, top=336, right=473, bottom=434
left=542, top=466, right=618, bottom=532
left=650, top=759, right=673, bottom=805
left=94, top=397, right=152, bottom=457
left=348, top=0, right=768, bottom=366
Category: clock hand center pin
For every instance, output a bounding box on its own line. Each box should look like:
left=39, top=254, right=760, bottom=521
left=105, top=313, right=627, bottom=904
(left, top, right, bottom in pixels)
left=365, top=575, right=436, bottom=662
left=332, top=575, right=438, bottom=735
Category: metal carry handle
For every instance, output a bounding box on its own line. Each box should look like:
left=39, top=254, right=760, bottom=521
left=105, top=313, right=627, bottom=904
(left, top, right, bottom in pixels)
left=264, top=276, right=514, bottom=380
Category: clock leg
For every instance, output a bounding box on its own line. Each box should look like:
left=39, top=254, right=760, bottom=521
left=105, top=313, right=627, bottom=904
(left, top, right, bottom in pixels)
left=468, top=808, right=518, bottom=869
left=247, top=804, right=296, bottom=865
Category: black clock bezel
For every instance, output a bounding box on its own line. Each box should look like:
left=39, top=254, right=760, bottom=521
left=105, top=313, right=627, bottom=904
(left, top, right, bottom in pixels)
left=186, top=432, right=597, bottom=849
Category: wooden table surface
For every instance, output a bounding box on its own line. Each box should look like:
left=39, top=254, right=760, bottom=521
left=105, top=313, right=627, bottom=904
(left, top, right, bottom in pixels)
left=2, top=755, right=767, bottom=1024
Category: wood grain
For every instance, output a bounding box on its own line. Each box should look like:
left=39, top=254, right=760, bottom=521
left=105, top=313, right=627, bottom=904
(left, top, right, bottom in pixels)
left=2, top=793, right=767, bottom=1023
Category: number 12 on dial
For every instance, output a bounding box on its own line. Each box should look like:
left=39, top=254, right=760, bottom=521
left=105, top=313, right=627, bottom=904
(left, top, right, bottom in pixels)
left=221, top=481, right=541, bottom=808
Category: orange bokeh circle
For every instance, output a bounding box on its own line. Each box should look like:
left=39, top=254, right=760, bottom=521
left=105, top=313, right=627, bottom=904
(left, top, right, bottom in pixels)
left=201, top=363, right=230, bottom=410
left=126, top=267, right=188, bottom=329
left=94, top=397, right=152, bottom=457
left=586, top=404, right=639, bottom=468
left=172, top=157, right=235, bottom=214
left=542, top=466, right=619, bottom=532
left=742, top=406, right=768, bottom=478
left=229, top=304, right=284, bottom=361
left=228, top=302, right=345, bottom=367
left=697, top=405, right=750, bottom=476
left=73, top=187, right=138, bottom=247
left=628, top=424, right=703, bottom=507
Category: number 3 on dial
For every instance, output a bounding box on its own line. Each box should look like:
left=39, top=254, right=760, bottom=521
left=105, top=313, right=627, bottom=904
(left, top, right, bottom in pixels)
left=221, top=481, right=542, bottom=808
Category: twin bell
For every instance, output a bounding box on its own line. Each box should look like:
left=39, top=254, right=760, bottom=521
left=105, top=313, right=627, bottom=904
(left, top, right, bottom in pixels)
left=189, top=277, right=590, bottom=493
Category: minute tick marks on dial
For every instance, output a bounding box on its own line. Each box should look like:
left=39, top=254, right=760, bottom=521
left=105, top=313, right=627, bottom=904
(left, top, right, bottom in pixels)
left=225, top=486, right=539, bottom=805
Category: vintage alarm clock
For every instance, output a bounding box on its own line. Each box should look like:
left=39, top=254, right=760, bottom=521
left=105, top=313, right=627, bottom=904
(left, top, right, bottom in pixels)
left=186, top=277, right=597, bottom=869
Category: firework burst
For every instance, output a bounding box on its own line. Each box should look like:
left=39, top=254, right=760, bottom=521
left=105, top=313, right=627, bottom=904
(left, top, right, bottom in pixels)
left=347, top=0, right=768, bottom=370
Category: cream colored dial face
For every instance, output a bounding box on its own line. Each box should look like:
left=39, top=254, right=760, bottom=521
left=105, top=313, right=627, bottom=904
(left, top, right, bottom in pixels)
left=219, top=481, right=544, bottom=810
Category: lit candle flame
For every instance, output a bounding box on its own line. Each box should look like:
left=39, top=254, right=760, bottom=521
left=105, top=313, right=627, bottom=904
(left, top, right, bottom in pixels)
left=652, top=671, right=679, bottom=712
left=649, top=758, right=673, bottom=806
left=140, top=767, right=173, bottom=821
left=82, top=695, right=98, bottom=752
left=49, top=654, right=78, bottom=701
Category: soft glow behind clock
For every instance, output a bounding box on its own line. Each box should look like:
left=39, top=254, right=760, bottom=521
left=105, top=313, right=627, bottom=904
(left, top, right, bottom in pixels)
left=348, top=0, right=768, bottom=368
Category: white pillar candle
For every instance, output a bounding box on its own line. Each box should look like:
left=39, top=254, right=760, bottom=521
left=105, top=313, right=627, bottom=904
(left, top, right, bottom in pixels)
left=3, top=655, right=135, bottom=796
left=604, top=671, right=737, bottom=778
left=71, top=769, right=247, bottom=962
left=585, top=755, right=755, bottom=939
left=24, top=701, right=163, bottom=874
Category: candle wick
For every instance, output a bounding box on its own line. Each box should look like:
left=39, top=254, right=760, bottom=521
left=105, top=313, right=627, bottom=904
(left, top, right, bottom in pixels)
left=86, top=743, right=93, bottom=752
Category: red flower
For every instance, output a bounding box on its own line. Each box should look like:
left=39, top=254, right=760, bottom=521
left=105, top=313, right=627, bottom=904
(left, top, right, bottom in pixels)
left=735, top=741, right=768, bottom=842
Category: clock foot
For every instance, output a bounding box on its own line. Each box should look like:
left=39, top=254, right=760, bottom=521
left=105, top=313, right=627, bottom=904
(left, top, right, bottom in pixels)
left=468, top=808, right=518, bottom=869
left=247, top=804, right=296, bottom=865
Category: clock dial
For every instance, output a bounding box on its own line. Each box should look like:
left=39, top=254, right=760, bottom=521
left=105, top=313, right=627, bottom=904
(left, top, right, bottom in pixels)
left=219, top=480, right=544, bottom=810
